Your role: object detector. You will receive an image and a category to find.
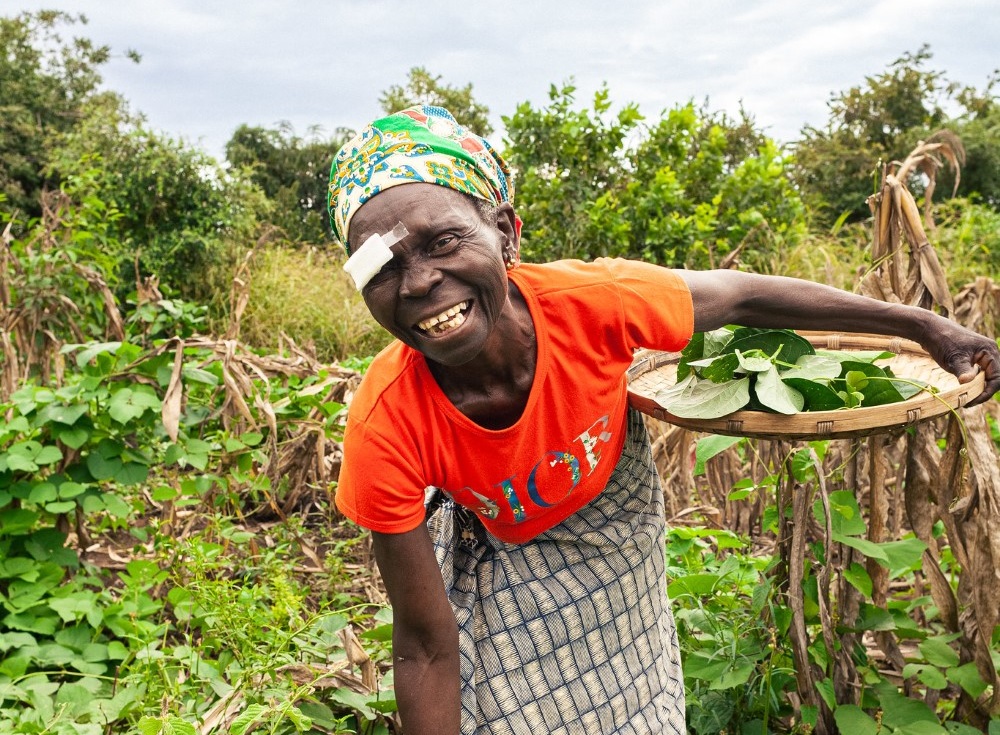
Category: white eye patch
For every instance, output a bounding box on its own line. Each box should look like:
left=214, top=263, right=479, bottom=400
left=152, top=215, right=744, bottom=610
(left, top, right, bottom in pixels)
left=343, top=222, right=409, bottom=290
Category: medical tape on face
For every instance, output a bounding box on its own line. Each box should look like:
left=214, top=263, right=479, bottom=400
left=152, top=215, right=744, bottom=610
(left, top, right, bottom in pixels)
left=342, top=222, right=409, bottom=290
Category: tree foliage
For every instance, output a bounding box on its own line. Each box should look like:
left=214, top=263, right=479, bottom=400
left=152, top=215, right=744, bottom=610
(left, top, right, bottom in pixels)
left=47, top=97, right=268, bottom=300
left=504, top=84, right=805, bottom=269
left=379, top=66, right=493, bottom=136
left=225, top=122, right=351, bottom=243
left=0, top=10, right=137, bottom=221
left=792, top=46, right=1000, bottom=225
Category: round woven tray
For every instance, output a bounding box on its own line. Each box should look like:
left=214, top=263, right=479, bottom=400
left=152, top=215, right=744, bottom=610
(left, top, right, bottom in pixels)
left=627, top=331, right=985, bottom=440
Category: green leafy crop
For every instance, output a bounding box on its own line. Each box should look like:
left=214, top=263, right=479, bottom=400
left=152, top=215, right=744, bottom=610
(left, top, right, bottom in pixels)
left=657, top=328, right=928, bottom=419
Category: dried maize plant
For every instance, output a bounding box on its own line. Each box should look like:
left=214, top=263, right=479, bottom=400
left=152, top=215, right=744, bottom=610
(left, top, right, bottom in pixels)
left=152, top=255, right=362, bottom=520
left=1, top=191, right=124, bottom=402
left=857, top=134, right=1000, bottom=723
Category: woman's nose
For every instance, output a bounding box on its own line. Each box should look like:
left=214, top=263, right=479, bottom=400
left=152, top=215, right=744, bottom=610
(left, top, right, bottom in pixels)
left=399, top=258, right=442, bottom=299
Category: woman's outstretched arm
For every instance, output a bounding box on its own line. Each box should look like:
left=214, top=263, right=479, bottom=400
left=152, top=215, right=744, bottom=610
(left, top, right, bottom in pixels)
left=674, top=269, right=1000, bottom=406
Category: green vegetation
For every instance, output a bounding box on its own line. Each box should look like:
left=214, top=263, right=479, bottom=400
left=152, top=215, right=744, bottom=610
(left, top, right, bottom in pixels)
left=2, top=9, right=1000, bottom=734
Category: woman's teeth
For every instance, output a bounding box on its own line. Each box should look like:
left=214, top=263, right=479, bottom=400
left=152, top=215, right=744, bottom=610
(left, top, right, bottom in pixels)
left=418, top=302, right=469, bottom=335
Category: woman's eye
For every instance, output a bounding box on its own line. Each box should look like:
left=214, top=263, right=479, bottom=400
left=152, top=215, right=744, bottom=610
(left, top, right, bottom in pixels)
left=429, top=234, right=459, bottom=253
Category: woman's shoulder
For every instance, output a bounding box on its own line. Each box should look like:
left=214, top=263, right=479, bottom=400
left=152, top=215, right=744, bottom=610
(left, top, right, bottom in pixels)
left=347, top=342, right=423, bottom=420
left=511, top=257, right=680, bottom=295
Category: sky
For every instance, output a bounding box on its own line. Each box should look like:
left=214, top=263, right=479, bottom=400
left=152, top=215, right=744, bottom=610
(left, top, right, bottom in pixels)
left=12, top=0, right=1000, bottom=160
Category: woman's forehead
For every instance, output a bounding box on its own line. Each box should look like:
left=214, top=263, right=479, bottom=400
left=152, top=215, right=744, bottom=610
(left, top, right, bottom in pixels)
left=349, top=184, right=477, bottom=243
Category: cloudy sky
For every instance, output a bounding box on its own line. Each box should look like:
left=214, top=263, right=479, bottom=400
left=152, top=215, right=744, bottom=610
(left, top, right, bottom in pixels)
left=14, top=0, right=1000, bottom=159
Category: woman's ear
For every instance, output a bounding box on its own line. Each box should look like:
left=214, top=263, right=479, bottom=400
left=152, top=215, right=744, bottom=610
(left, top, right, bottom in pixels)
left=496, top=203, right=522, bottom=269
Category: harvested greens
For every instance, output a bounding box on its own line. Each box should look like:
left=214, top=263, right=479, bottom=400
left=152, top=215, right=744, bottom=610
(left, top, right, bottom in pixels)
left=655, top=327, right=930, bottom=419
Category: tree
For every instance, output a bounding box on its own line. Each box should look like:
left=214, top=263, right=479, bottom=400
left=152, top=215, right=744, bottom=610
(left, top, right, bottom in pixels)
left=502, top=83, right=642, bottom=262
left=48, top=96, right=268, bottom=300
left=225, top=122, right=351, bottom=243
left=379, top=67, right=493, bottom=136
left=0, top=10, right=137, bottom=221
left=942, top=74, right=1000, bottom=208
left=792, top=46, right=974, bottom=225
left=504, top=84, right=805, bottom=269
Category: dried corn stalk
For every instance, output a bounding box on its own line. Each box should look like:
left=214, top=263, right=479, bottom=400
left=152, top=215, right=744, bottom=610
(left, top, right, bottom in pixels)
left=864, top=136, right=1000, bottom=720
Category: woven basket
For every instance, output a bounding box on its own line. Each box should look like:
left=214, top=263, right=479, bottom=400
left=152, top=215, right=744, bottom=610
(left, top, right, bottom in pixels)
left=627, top=331, right=985, bottom=440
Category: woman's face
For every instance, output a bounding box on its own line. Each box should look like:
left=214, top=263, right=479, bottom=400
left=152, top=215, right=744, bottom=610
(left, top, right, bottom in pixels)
left=349, top=184, right=517, bottom=367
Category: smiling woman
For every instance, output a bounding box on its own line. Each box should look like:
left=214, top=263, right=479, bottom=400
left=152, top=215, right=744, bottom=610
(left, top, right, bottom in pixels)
left=327, top=106, right=1000, bottom=735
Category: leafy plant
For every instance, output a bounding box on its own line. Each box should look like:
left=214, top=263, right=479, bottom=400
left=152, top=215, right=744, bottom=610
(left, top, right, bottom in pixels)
left=658, top=327, right=927, bottom=418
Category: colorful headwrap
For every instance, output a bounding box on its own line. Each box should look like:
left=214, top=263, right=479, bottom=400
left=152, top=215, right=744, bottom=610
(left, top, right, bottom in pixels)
left=328, top=105, right=514, bottom=252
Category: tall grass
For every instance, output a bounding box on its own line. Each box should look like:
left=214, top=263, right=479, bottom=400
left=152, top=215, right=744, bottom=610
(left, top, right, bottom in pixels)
left=232, top=244, right=391, bottom=362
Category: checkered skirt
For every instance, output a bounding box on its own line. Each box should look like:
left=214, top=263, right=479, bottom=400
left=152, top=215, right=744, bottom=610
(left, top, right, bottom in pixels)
left=427, top=409, right=686, bottom=734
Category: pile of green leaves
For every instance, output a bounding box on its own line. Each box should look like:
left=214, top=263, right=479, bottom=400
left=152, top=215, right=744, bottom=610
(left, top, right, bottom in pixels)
left=657, top=328, right=927, bottom=419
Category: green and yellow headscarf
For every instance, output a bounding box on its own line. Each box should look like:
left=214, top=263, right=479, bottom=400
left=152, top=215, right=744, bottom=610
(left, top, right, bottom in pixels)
left=328, top=106, right=514, bottom=252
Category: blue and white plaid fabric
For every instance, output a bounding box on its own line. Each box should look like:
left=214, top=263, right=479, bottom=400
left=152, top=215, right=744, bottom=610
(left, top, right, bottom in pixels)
left=427, top=409, right=686, bottom=734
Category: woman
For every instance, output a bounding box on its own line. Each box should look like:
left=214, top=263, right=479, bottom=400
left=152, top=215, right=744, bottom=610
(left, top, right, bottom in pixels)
left=330, top=106, right=999, bottom=735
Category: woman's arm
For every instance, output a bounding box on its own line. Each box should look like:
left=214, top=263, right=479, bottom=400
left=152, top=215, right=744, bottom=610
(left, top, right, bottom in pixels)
left=372, top=525, right=460, bottom=734
left=674, top=269, right=1000, bottom=406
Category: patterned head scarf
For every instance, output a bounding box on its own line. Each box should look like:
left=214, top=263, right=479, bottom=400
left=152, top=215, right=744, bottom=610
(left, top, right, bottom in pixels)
left=328, top=105, right=514, bottom=252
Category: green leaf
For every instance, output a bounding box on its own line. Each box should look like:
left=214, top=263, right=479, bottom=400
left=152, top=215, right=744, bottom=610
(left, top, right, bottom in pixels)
left=240, top=431, right=264, bottom=447
left=115, top=462, right=149, bottom=485
left=87, top=452, right=122, bottom=481
left=230, top=704, right=268, bottom=735
left=816, top=348, right=893, bottom=363
left=55, top=424, right=90, bottom=449
left=57, top=481, right=87, bottom=499
left=109, top=387, right=162, bottom=425
left=102, top=492, right=132, bottom=519
left=781, top=354, right=844, bottom=381
left=45, top=501, right=77, bottom=514
left=71, top=341, right=123, bottom=368
left=735, top=349, right=774, bottom=373
left=723, top=328, right=816, bottom=365
left=783, top=377, right=847, bottom=410
left=137, top=716, right=197, bottom=735
left=683, top=653, right=730, bottom=681
left=28, top=483, right=58, bottom=504
left=37, top=403, right=88, bottom=426
left=820, top=491, right=867, bottom=536
left=832, top=533, right=888, bottom=561
left=360, top=624, right=394, bottom=643
left=853, top=603, right=896, bottom=631
left=330, top=687, right=378, bottom=720
left=34, top=445, right=62, bottom=465
left=879, top=688, right=941, bottom=730
left=843, top=563, right=873, bottom=598
left=658, top=375, right=750, bottom=418
left=834, top=705, right=878, bottom=735
left=946, top=662, right=989, bottom=697
left=904, top=663, right=949, bottom=689
left=668, top=573, right=722, bottom=597
left=920, top=637, right=960, bottom=668
left=693, top=435, right=742, bottom=476
left=754, top=364, right=804, bottom=414
left=838, top=360, right=907, bottom=407
left=709, top=662, right=754, bottom=690
left=703, top=328, right=735, bottom=357
left=814, top=678, right=836, bottom=710
left=152, top=485, right=179, bottom=502
left=700, top=352, right=741, bottom=383
left=946, top=723, right=987, bottom=735
left=880, top=537, right=927, bottom=575
left=0, top=508, right=39, bottom=535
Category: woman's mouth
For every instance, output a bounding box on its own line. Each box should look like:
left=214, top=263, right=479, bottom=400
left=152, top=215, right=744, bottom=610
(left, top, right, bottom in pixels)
left=415, top=301, right=471, bottom=336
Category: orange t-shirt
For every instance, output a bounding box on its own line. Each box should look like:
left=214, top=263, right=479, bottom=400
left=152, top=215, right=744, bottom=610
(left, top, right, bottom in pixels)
left=336, top=258, right=693, bottom=543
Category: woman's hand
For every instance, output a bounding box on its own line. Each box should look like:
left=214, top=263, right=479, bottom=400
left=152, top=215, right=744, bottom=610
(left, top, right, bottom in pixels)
left=915, top=316, right=1000, bottom=406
